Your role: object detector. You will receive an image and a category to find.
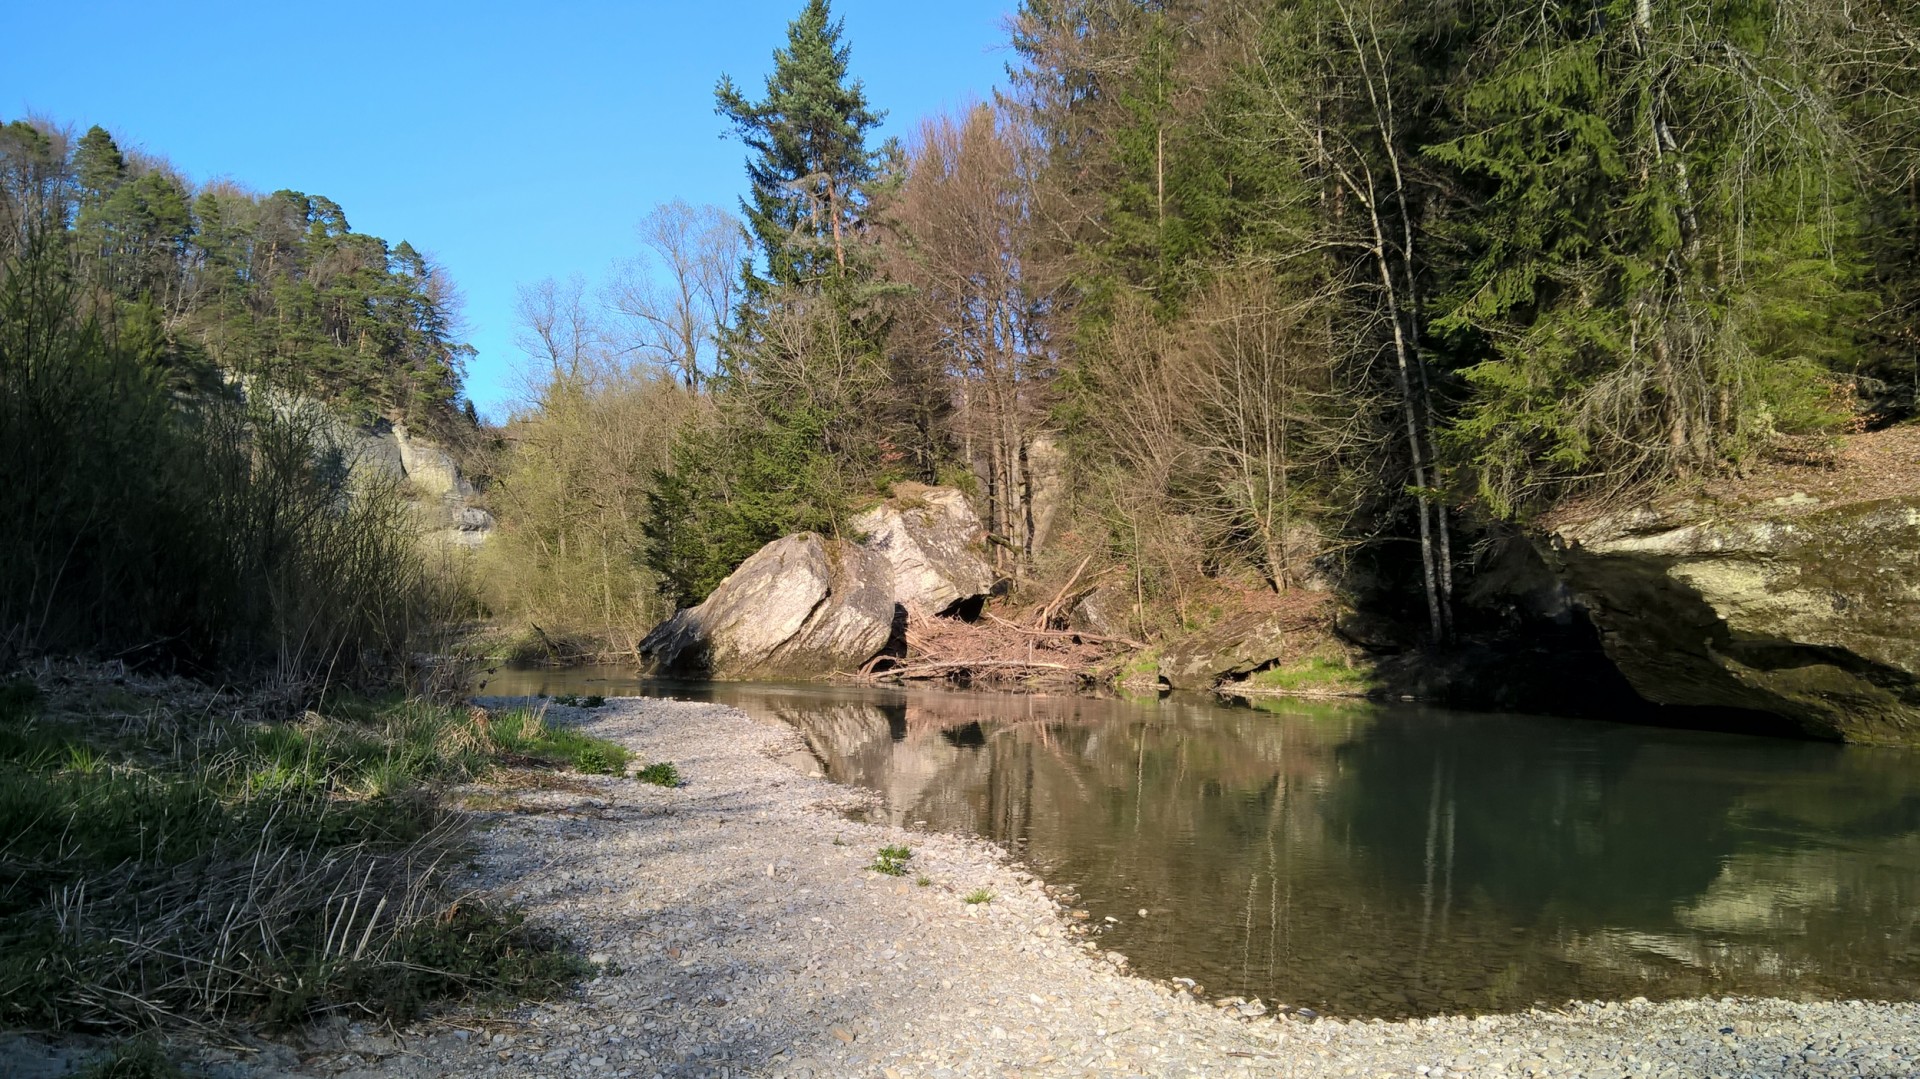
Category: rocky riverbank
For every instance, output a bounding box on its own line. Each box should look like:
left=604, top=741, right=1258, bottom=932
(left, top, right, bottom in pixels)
left=121, top=695, right=1919, bottom=1079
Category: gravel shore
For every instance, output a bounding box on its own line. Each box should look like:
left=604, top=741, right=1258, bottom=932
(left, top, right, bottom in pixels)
left=286, top=696, right=1917, bottom=1079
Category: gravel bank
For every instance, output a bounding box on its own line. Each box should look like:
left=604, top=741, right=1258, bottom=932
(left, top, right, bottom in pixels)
left=289, top=696, right=1916, bottom=1079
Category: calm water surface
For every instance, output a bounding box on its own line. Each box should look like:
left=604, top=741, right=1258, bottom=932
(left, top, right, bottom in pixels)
left=483, top=666, right=1920, bottom=1018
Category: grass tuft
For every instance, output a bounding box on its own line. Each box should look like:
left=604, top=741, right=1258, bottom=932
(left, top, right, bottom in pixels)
left=870, top=844, right=913, bottom=876
left=963, top=888, right=994, bottom=905
left=0, top=676, right=588, bottom=1034
left=74, top=1041, right=187, bottom=1079
left=633, top=761, right=680, bottom=787
left=486, top=707, right=630, bottom=775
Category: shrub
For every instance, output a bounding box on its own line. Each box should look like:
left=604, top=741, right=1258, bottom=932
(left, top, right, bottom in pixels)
left=634, top=761, right=680, bottom=787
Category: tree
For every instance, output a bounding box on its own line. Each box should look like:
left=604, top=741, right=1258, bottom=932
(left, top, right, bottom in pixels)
left=606, top=200, right=744, bottom=390
left=715, top=0, right=885, bottom=291
left=1429, top=0, right=1874, bottom=515
left=888, top=104, right=1056, bottom=567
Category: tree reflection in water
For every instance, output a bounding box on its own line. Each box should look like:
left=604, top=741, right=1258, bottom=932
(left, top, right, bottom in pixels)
left=483, top=668, right=1920, bottom=1018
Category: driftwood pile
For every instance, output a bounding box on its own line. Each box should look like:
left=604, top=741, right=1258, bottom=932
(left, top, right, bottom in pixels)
left=859, top=557, right=1145, bottom=688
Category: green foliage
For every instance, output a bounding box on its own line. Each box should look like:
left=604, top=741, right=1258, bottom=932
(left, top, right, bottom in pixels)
left=0, top=118, right=475, bottom=434
left=1243, top=656, right=1369, bottom=696
left=715, top=0, right=885, bottom=294
left=962, top=888, right=994, bottom=905
left=553, top=694, right=606, bottom=708
left=634, top=761, right=681, bottom=787
left=476, top=364, right=693, bottom=652
left=1426, top=0, right=1874, bottom=513
left=870, top=844, right=913, bottom=876
left=0, top=684, right=583, bottom=1032
left=486, top=707, right=631, bottom=775
left=644, top=404, right=846, bottom=606
left=0, top=237, right=459, bottom=681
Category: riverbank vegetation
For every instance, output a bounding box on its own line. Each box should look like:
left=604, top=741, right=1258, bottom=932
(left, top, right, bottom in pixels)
left=472, top=0, right=1920, bottom=661
left=0, top=124, right=612, bottom=1048
left=0, top=670, right=603, bottom=1032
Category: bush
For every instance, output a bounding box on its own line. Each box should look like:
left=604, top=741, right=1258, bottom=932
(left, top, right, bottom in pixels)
left=0, top=236, right=461, bottom=686
left=633, top=761, right=680, bottom=787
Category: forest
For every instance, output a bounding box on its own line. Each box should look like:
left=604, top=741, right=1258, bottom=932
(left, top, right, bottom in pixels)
left=3, top=0, right=1917, bottom=664
left=484, top=0, right=1920, bottom=656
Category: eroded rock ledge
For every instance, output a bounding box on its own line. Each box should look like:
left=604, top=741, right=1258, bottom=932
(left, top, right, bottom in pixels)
left=1542, top=491, right=1920, bottom=745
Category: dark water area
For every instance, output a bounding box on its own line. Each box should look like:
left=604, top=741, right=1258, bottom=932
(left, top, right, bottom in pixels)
left=481, top=665, right=1920, bottom=1019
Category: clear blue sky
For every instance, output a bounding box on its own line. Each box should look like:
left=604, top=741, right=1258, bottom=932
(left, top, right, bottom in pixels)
left=0, top=1, right=1016, bottom=421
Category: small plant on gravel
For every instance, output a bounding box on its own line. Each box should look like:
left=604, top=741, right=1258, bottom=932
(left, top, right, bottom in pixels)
left=916, top=874, right=932, bottom=887
left=634, top=761, right=680, bottom=787
left=871, top=845, right=914, bottom=876
left=963, top=888, right=994, bottom=905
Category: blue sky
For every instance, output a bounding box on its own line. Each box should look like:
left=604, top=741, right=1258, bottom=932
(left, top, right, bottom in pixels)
left=0, top=1, right=1016, bottom=420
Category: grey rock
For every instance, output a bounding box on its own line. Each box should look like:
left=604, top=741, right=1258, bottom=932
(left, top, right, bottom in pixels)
left=640, top=534, right=896, bottom=679
left=1543, top=495, right=1920, bottom=744
left=850, top=483, right=994, bottom=616
left=1158, top=612, right=1294, bottom=690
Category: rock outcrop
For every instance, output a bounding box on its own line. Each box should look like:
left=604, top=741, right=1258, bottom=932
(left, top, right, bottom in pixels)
left=851, top=484, right=995, bottom=615
left=1158, top=612, right=1295, bottom=690
left=345, top=420, right=494, bottom=549
left=1543, top=494, right=1920, bottom=745
left=642, top=485, right=997, bottom=680
left=640, top=534, right=899, bottom=679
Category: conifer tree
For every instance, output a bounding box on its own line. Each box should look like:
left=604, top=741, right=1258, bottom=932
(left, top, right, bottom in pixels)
left=714, top=0, right=884, bottom=293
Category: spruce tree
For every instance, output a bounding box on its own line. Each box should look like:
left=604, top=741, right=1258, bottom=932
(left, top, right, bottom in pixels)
left=714, top=0, right=883, bottom=293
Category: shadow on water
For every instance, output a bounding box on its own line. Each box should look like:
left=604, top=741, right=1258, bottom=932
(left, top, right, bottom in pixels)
left=481, top=665, right=1920, bottom=1019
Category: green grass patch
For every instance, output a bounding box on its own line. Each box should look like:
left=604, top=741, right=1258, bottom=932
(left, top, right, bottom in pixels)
left=870, top=844, right=913, bottom=876
left=487, top=708, right=630, bottom=775
left=634, top=761, right=680, bottom=787
left=1243, top=655, right=1370, bottom=696
left=0, top=674, right=589, bottom=1034
left=963, top=888, right=994, bottom=905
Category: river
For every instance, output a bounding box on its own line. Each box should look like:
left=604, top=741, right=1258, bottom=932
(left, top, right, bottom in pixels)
left=480, top=665, right=1920, bottom=1019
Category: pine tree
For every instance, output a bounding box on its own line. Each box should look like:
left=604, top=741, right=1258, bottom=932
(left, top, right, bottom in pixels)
left=714, top=0, right=884, bottom=293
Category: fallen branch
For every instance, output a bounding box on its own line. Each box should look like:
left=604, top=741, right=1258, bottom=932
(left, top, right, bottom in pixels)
left=1033, top=554, right=1094, bottom=629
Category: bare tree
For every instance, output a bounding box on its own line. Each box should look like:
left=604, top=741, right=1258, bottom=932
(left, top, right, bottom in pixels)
left=607, top=200, right=745, bottom=390
left=888, top=104, right=1058, bottom=572
left=513, top=275, right=597, bottom=386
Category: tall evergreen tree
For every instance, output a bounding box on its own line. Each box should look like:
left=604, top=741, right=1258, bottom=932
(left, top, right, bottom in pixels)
left=714, top=0, right=884, bottom=293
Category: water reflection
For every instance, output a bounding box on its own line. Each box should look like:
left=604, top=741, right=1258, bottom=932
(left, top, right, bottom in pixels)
left=482, top=666, right=1920, bottom=1018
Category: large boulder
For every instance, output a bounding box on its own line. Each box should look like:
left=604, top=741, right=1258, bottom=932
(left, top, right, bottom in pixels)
left=640, top=534, right=898, bottom=679
left=1542, top=494, right=1920, bottom=745
left=641, top=485, right=994, bottom=680
left=851, top=484, right=996, bottom=615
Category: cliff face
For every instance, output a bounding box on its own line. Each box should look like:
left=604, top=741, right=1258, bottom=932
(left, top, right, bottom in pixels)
left=1541, top=438, right=1920, bottom=744
left=345, top=420, right=494, bottom=549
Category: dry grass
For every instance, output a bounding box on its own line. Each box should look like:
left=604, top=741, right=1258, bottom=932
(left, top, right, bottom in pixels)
left=0, top=665, right=599, bottom=1035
